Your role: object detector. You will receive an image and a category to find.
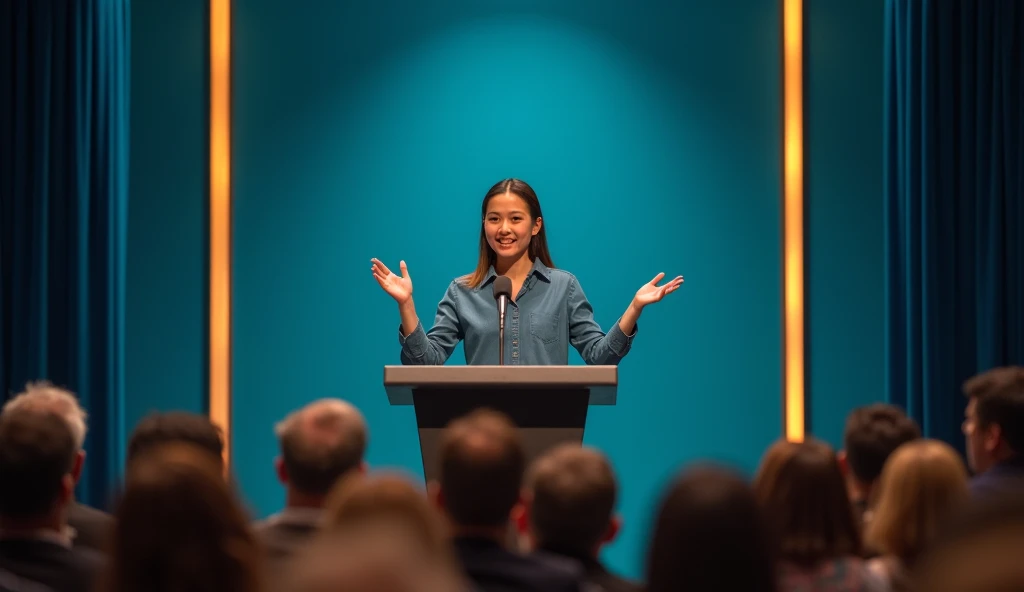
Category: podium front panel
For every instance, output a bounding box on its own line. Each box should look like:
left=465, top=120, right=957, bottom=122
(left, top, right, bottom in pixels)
left=412, top=387, right=589, bottom=482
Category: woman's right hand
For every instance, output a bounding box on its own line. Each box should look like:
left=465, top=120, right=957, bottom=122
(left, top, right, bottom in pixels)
left=371, top=258, right=413, bottom=304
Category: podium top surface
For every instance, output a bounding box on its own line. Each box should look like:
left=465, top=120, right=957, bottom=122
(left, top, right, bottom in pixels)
left=383, top=365, right=617, bottom=406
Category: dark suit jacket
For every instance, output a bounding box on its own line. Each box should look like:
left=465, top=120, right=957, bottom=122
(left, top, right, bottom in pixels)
left=67, top=503, right=114, bottom=554
left=0, top=538, right=102, bottom=592
left=538, top=548, right=642, bottom=592
left=252, top=509, right=323, bottom=569
left=969, top=456, right=1024, bottom=499
left=453, top=536, right=585, bottom=592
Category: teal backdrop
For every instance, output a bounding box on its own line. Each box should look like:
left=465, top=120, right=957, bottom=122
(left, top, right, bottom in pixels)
left=119, top=0, right=890, bottom=579
left=805, top=0, right=887, bottom=447
left=231, top=0, right=781, bottom=577
left=126, top=0, right=208, bottom=430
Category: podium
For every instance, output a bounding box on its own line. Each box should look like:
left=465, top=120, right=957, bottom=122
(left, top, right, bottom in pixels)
left=384, top=365, right=617, bottom=482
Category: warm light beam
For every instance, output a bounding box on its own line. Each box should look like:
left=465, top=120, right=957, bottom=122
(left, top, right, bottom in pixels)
left=783, top=0, right=805, bottom=442
left=210, top=0, right=232, bottom=465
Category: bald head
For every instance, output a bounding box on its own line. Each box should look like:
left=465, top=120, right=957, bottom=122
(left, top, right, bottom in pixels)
left=526, top=444, right=617, bottom=554
left=276, top=399, right=368, bottom=495
left=438, top=409, right=524, bottom=528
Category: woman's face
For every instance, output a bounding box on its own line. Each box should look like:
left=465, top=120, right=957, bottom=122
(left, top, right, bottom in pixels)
left=484, top=192, right=541, bottom=261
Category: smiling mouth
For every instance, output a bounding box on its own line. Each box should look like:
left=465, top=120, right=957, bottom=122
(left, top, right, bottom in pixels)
left=497, top=238, right=516, bottom=246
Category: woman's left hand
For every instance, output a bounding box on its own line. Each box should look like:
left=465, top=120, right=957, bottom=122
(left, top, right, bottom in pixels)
left=632, top=272, right=684, bottom=309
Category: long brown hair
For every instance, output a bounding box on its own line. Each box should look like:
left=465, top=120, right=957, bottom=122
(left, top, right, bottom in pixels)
left=647, top=465, right=778, bottom=592
left=100, top=443, right=263, bottom=592
left=753, top=438, right=861, bottom=567
left=460, top=179, right=555, bottom=288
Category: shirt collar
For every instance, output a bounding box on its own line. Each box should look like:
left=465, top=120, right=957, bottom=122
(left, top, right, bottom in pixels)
left=477, top=258, right=551, bottom=291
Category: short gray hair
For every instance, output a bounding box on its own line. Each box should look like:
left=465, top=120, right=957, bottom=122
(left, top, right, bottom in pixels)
left=2, top=382, right=88, bottom=450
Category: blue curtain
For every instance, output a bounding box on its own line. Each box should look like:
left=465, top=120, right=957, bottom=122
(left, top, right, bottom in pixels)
left=885, top=0, right=1023, bottom=448
left=1, top=0, right=129, bottom=508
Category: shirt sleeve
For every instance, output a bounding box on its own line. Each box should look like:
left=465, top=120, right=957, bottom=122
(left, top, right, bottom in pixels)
left=566, top=275, right=636, bottom=365
left=398, top=281, right=464, bottom=365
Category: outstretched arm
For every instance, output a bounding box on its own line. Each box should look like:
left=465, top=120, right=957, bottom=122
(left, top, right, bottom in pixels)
left=372, top=258, right=462, bottom=364
left=617, top=272, right=683, bottom=334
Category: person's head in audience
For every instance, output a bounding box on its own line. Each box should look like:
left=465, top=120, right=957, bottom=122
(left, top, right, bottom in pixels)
left=864, top=439, right=968, bottom=568
left=646, top=465, right=777, bottom=592
left=754, top=438, right=861, bottom=568
left=839, top=404, right=921, bottom=515
left=126, top=411, right=224, bottom=469
left=102, top=442, right=262, bottom=592
left=430, top=408, right=524, bottom=539
left=914, top=490, right=1024, bottom=591
left=284, top=525, right=465, bottom=592
left=324, top=472, right=451, bottom=558
left=0, top=407, right=77, bottom=534
left=961, top=365, right=1024, bottom=475
left=2, top=381, right=90, bottom=489
left=274, top=398, right=368, bottom=509
left=517, top=444, right=620, bottom=560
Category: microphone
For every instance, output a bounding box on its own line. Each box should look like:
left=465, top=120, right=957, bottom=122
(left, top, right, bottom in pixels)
left=492, top=276, right=512, bottom=365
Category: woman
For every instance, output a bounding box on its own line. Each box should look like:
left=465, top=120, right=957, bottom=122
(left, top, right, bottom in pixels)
left=754, top=438, right=881, bottom=592
left=99, top=443, right=263, bottom=592
left=646, top=464, right=778, bottom=592
left=371, top=178, right=683, bottom=365
left=863, top=440, right=969, bottom=592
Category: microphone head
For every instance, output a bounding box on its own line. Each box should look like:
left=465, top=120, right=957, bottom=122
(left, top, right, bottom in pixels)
left=492, top=276, right=513, bottom=300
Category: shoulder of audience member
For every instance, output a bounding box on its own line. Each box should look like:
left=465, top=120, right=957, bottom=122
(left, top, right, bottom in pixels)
left=70, top=545, right=106, bottom=574
left=530, top=550, right=587, bottom=590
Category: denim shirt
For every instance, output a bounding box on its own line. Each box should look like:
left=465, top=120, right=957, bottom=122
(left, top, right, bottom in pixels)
left=399, top=259, right=636, bottom=365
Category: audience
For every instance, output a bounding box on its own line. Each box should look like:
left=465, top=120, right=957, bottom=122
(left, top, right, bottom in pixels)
left=2, top=381, right=115, bottom=554
left=100, top=442, right=263, bottom=592
left=961, top=365, right=1024, bottom=497
left=0, top=406, right=102, bottom=592
left=754, top=438, right=880, bottom=592
left=517, top=443, right=639, bottom=592
left=254, top=398, right=367, bottom=567
left=838, top=404, right=921, bottom=527
left=3, top=370, right=1022, bottom=592
left=430, top=408, right=584, bottom=592
left=863, top=439, right=968, bottom=592
left=646, top=465, right=777, bottom=592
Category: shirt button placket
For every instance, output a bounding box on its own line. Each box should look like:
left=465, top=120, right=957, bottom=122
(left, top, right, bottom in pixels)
left=511, top=308, right=520, bottom=365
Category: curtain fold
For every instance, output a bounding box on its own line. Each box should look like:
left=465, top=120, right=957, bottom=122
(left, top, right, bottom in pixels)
left=1, top=0, right=129, bottom=508
left=885, top=0, right=1023, bottom=447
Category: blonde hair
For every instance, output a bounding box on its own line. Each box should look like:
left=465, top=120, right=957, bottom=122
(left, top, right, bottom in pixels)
left=3, top=382, right=87, bottom=449
left=865, top=439, right=968, bottom=564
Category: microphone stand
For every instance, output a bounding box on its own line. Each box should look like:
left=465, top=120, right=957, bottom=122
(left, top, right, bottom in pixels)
left=498, top=300, right=506, bottom=366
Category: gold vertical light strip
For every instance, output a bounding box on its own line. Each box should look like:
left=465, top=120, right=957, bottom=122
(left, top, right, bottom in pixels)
left=210, top=0, right=232, bottom=465
left=783, top=0, right=805, bottom=442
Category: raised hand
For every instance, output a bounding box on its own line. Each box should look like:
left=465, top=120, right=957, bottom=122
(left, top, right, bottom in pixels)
left=371, top=258, right=413, bottom=304
left=632, top=272, right=684, bottom=309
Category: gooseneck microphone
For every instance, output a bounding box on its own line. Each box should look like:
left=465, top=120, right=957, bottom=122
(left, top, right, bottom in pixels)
left=492, top=276, right=512, bottom=365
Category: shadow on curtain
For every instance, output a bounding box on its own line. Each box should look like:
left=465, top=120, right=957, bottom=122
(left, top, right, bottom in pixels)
left=0, top=0, right=129, bottom=508
left=885, top=0, right=1023, bottom=449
